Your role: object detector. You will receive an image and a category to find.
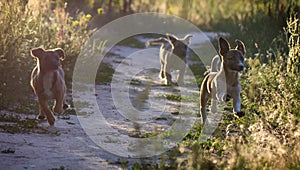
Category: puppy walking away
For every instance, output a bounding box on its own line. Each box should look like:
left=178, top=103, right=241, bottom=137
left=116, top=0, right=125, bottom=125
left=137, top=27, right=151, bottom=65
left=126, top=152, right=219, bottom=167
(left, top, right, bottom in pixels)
left=30, top=47, right=68, bottom=125
left=146, top=33, right=192, bottom=85
left=199, top=37, right=246, bottom=123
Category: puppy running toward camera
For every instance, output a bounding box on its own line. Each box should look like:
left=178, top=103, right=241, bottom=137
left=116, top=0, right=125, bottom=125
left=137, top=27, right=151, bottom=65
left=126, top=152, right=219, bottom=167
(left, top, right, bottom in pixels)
left=200, top=37, right=246, bottom=123
left=146, top=33, right=193, bottom=85
left=30, top=47, right=68, bottom=126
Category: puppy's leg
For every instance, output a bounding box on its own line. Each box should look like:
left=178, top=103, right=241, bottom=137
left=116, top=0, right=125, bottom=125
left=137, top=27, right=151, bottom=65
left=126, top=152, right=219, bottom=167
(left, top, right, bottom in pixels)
left=164, top=55, right=174, bottom=85
left=63, top=98, right=69, bottom=110
left=200, top=93, right=209, bottom=123
left=215, top=72, right=227, bottom=102
left=159, top=62, right=165, bottom=79
left=200, top=77, right=209, bottom=123
left=53, top=96, right=64, bottom=114
left=38, top=98, right=55, bottom=125
left=37, top=103, right=46, bottom=120
left=54, top=85, right=67, bottom=114
left=177, top=68, right=185, bottom=85
left=210, top=84, right=219, bottom=113
left=232, top=86, right=244, bottom=117
left=164, top=63, right=172, bottom=85
left=232, top=96, right=241, bottom=112
left=211, top=99, right=218, bottom=113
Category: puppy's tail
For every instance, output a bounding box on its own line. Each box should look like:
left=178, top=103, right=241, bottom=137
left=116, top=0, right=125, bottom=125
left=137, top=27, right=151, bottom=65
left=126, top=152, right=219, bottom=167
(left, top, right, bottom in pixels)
left=211, top=55, right=221, bottom=72
left=145, top=38, right=169, bottom=47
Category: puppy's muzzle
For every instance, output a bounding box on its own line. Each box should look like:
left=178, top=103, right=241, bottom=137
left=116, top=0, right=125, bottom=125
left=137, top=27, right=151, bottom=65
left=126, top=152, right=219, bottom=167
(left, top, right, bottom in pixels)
left=236, top=65, right=244, bottom=72
left=232, top=63, right=244, bottom=72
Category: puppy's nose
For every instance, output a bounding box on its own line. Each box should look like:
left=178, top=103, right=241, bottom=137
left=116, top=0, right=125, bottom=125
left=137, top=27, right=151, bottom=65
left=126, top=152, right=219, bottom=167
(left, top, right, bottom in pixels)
left=237, top=65, right=244, bottom=71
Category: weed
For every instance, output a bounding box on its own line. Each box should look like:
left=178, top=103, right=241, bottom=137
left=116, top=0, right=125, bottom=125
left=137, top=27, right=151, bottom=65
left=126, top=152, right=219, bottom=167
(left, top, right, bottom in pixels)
left=1, top=148, right=15, bottom=154
left=0, top=113, right=59, bottom=135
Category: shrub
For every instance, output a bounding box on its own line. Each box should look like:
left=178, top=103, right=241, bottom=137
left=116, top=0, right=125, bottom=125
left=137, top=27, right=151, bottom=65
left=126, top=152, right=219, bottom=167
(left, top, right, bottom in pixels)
left=162, top=14, right=300, bottom=170
left=229, top=14, right=300, bottom=169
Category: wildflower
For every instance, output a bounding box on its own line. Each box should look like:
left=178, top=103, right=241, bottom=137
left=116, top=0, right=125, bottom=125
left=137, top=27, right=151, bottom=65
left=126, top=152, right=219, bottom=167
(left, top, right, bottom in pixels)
left=97, top=8, right=103, bottom=15
left=86, top=14, right=92, bottom=20
left=73, top=20, right=79, bottom=26
left=167, top=6, right=173, bottom=14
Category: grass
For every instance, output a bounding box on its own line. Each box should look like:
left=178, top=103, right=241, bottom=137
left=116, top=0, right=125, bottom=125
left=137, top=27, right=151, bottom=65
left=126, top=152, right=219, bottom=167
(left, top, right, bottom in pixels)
left=164, top=94, right=198, bottom=103
left=95, top=62, right=115, bottom=85
left=118, top=36, right=146, bottom=49
left=0, top=113, right=60, bottom=135
left=1, top=148, right=15, bottom=154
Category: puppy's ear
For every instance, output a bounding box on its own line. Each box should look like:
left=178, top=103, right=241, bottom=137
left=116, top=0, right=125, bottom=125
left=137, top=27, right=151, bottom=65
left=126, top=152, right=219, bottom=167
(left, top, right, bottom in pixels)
left=166, top=33, right=177, bottom=45
left=54, top=48, right=65, bottom=60
left=182, top=34, right=193, bottom=44
left=235, top=39, right=246, bottom=55
left=30, top=48, right=45, bottom=58
left=219, top=37, right=230, bottom=56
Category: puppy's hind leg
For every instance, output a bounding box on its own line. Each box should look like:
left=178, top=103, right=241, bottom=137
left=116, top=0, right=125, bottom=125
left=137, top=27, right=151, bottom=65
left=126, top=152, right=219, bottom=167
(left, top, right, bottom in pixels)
left=177, top=68, right=185, bottom=85
left=38, top=98, right=55, bottom=125
left=200, top=82, right=209, bottom=123
left=159, top=62, right=165, bottom=80
left=53, top=96, right=64, bottom=115
left=37, top=103, right=46, bottom=120
left=200, top=93, right=209, bottom=124
left=164, top=63, right=173, bottom=85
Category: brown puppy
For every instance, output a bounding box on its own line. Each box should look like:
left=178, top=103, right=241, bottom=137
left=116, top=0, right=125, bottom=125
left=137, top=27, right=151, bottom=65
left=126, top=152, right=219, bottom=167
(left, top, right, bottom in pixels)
left=146, top=33, right=193, bottom=85
left=30, top=47, right=68, bottom=125
left=199, top=37, right=246, bottom=123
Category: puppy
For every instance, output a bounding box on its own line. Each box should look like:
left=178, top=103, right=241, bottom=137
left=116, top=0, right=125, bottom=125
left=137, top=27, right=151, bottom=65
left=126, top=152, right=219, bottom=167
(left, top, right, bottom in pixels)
left=30, top=47, right=68, bottom=125
left=146, top=33, right=193, bottom=85
left=199, top=37, right=246, bottom=123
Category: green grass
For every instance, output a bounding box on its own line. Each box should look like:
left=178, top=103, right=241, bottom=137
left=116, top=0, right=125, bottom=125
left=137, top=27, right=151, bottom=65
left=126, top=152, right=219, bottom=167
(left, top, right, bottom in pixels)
left=164, top=94, right=198, bottom=103
left=0, top=113, right=59, bottom=135
left=95, top=62, right=115, bottom=85
left=117, top=36, right=145, bottom=49
left=1, top=148, right=15, bottom=154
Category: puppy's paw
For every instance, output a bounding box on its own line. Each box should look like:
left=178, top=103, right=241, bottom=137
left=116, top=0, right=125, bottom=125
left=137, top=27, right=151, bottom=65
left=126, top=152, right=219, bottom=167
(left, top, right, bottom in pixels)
left=235, top=111, right=245, bottom=117
left=48, top=118, right=55, bottom=126
left=164, top=80, right=173, bottom=86
left=159, top=74, right=165, bottom=80
left=145, top=42, right=150, bottom=48
left=63, top=104, right=69, bottom=110
left=225, top=94, right=231, bottom=102
left=36, top=115, right=46, bottom=120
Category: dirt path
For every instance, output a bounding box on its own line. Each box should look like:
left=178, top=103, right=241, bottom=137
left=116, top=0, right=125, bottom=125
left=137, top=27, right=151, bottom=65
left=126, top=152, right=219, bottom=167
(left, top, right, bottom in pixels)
left=0, top=113, right=121, bottom=170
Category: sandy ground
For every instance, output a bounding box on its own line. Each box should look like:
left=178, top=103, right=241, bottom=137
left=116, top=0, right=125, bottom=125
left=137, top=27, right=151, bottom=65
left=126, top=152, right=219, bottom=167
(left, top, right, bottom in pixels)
left=0, top=114, right=122, bottom=170
left=0, top=33, right=218, bottom=169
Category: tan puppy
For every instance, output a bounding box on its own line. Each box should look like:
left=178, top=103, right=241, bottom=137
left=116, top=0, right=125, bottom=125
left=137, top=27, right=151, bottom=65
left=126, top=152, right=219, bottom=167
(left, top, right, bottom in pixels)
left=146, top=33, right=193, bottom=85
left=30, top=47, right=68, bottom=125
left=200, top=37, right=246, bottom=123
